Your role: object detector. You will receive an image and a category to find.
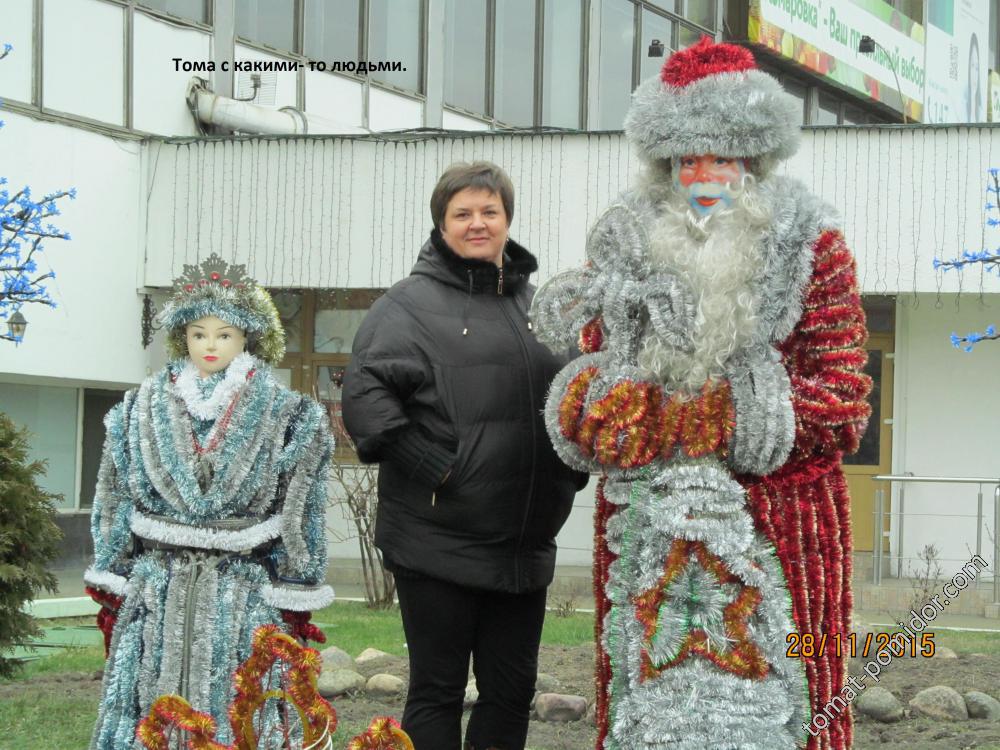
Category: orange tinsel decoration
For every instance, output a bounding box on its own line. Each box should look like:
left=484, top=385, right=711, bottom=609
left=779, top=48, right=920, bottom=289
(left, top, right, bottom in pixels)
left=346, top=717, right=416, bottom=750
left=557, top=372, right=736, bottom=468
left=137, top=625, right=416, bottom=750
left=631, top=539, right=769, bottom=682
left=137, top=625, right=335, bottom=750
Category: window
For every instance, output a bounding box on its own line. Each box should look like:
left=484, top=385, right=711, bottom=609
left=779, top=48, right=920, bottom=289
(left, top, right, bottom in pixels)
left=80, top=390, right=123, bottom=510
left=684, top=0, right=716, bottom=31
left=304, top=0, right=362, bottom=62
left=494, top=0, right=536, bottom=126
left=368, top=0, right=423, bottom=92
left=269, top=288, right=385, bottom=462
left=843, top=106, right=866, bottom=125
left=236, top=0, right=296, bottom=52
left=640, top=8, right=674, bottom=83
left=597, top=0, right=635, bottom=130
left=448, top=0, right=583, bottom=127
left=0, top=383, right=79, bottom=510
left=816, top=92, right=840, bottom=125
left=139, top=0, right=208, bottom=23
left=444, top=0, right=488, bottom=113
left=677, top=22, right=702, bottom=49
left=782, top=78, right=808, bottom=124
left=541, top=0, right=583, bottom=127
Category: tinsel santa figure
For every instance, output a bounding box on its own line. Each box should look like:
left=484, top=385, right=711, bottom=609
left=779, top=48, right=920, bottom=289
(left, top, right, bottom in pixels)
left=84, top=255, right=333, bottom=749
left=531, top=38, right=871, bottom=750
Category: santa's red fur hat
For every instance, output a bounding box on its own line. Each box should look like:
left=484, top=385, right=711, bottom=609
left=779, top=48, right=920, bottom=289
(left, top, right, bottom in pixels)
left=624, top=37, right=801, bottom=172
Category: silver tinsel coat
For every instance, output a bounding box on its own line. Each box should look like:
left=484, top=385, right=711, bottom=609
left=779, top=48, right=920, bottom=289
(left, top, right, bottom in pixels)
left=532, top=176, right=841, bottom=750
left=84, top=356, right=333, bottom=749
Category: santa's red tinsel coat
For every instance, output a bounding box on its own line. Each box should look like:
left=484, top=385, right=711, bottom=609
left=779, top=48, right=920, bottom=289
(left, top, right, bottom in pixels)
left=587, top=229, right=871, bottom=750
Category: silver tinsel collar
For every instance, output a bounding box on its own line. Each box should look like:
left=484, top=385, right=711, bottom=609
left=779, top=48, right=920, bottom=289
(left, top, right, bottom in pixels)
left=172, top=352, right=257, bottom=421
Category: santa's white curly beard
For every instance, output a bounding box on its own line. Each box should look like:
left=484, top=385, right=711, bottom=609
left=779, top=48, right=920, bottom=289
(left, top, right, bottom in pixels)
left=636, top=165, right=772, bottom=394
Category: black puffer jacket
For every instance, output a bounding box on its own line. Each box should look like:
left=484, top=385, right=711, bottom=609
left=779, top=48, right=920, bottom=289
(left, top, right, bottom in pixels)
left=342, top=231, right=587, bottom=593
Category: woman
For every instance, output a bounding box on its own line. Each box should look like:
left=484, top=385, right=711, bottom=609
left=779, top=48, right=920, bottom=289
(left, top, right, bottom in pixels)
left=84, top=254, right=333, bottom=749
left=342, top=161, right=587, bottom=750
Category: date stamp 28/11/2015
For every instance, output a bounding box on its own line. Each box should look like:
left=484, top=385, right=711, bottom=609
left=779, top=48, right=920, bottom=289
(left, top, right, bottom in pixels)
left=786, top=630, right=936, bottom=659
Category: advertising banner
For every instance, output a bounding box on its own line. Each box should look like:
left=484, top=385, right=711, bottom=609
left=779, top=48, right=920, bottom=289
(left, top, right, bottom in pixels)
left=749, top=0, right=924, bottom=121
left=924, top=0, right=991, bottom=123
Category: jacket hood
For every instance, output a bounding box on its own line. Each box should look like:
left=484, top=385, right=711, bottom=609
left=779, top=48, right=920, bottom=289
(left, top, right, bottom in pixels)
left=411, top=229, right=538, bottom=294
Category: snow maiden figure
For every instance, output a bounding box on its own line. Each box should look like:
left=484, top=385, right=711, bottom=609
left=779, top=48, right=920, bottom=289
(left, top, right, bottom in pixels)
left=531, top=40, right=871, bottom=750
left=84, top=254, right=334, bottom=749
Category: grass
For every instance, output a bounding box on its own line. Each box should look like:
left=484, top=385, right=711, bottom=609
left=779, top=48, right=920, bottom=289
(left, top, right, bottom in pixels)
left=933, top=628, right=1000, bottom=657
left=4, top=642, right=106, bottom=681
left=311, top=600, right=595, bottom=657
left=0, top=684, right=102, bottom=750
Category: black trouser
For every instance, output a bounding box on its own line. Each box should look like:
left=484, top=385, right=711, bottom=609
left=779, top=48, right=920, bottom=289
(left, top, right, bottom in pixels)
left=394, top=573, right=548, bottom=750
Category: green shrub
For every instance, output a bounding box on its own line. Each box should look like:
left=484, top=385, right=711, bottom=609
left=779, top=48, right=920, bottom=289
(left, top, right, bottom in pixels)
left=0, top=412, right=63, bottom=678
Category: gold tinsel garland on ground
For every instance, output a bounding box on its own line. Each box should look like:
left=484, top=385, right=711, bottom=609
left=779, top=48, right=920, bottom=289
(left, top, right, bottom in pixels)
left=136, top=625, right=414, bottom=750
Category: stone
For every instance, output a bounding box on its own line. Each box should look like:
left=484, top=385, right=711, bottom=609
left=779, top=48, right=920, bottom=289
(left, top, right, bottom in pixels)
left=535, top=672, right=561, bottom=693
left=464, top=679, right=479, bottom=710
left=320, top=645, right=356, bottom=672
left=356, top=647, right=396, bottom=669
left=934, top=645, right=958, bottom=659
left=317, top=668, right=366, bottom=697
left=909, top=685, right=969, bottom=721
left=367, top=673, right=406, bottom=697
left=965, top=691, right=1000, bottom=721
left=855, top=686, right=904, bottom=723
left=534, top=693, right=588, bottom=722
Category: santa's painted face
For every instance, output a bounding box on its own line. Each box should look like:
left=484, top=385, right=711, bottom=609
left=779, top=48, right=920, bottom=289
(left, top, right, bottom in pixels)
left=674, top=154, right=747, bottom=216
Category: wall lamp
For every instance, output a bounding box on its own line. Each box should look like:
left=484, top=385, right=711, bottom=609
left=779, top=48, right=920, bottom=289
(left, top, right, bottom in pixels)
left=858, top=34, right=908, bottom=124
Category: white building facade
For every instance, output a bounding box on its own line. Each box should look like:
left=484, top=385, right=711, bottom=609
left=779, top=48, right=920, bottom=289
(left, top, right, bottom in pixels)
left=4, top=0, right=1000, bottom=607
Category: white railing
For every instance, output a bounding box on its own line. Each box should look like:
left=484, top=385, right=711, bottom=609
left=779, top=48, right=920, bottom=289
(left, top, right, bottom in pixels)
left=872, top=474, right=999, bottom=605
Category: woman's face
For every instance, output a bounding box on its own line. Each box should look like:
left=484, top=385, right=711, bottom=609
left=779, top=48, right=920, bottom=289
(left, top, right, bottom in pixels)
left=185, top=315, right=246, bottom=377
left=440, top=188, right=509, bottom=266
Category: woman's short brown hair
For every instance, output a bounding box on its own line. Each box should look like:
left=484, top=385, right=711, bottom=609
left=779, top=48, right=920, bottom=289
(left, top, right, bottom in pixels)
left=429, top=161, right=515, bottom=230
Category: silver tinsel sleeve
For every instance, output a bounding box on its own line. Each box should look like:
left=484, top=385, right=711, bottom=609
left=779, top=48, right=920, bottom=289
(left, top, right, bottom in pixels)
left=725, top=350, right=796, bottom=476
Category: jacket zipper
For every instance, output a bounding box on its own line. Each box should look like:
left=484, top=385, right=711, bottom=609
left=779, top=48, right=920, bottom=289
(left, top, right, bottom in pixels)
left=497, top=267, right=504, bottom=295
left=498, top=296, right=536, bottom=593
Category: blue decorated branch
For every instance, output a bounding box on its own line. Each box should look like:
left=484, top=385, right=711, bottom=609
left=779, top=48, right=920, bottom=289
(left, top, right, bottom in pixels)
left=0, top=43, right=76, bottom=344
left=934, top=168, right=1000, bottom=351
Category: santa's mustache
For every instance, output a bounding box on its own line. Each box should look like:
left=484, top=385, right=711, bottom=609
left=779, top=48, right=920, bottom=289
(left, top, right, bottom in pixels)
left=687, top=179, right=745, bottom=202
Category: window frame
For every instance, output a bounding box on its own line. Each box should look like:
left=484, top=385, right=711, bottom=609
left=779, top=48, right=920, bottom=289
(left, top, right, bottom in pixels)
left=234, top=0, right=428, bottom=98
left=234, top=0, right=300, bottom=57
left=443, top=0, right=588, bottom=129
left=594, top=0, right=719, bottom=131
left=297, top=0, right=428, bottom=97
left=269, top=287, right=386, bottom=464
left=135, top=0, right=213, bottom=28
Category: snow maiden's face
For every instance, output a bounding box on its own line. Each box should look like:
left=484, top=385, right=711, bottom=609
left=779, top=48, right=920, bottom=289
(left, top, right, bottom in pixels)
left=185, top=315, right=247, bottom=378
left=674, top=154, right=747, bottom=216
